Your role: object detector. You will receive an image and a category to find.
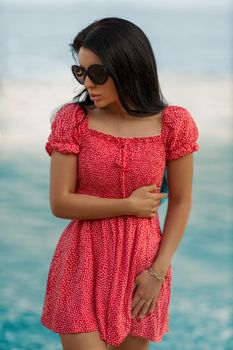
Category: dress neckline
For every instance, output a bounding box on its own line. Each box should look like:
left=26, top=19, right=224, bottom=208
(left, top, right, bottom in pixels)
left=82, top=106, right=169, bottom=141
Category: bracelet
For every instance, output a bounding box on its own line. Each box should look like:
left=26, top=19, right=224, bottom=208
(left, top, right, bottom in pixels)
left=147, top=268, right=165, bottom=283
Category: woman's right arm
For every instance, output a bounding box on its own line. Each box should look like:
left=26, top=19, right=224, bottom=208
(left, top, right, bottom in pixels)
left=49, top=151, right=132, bottom=220
left=55, top=193, right=130, bottom=220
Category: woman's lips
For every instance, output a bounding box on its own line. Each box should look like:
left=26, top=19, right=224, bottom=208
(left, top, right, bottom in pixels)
left=90, top=95, right=101, bottom=100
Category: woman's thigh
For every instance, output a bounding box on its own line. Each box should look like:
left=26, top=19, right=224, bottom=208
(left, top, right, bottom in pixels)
left=107, top=334, right=150, bottom=350
left=60, top=330, right=108, bottom=350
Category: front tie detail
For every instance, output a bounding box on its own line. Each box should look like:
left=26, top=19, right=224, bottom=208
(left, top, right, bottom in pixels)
left=114, top=140, right=132, bottom=170
left=114, top=140, right=133, bottom=198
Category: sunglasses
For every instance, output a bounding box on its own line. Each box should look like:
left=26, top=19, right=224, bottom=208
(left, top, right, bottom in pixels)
left=71, top=64, right=109, bottom=85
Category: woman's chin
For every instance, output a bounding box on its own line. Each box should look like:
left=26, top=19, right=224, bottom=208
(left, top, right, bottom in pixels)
left=93, top=99, right=107, bottom=107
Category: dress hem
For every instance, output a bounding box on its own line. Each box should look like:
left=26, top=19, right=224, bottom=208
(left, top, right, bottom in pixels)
left=40, top=316, right=169, bottom=346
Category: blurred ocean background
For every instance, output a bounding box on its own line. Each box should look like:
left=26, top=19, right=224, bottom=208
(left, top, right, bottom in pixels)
left=0, top=0, right=232, bottom=349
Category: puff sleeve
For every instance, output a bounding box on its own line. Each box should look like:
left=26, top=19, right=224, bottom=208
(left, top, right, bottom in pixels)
left=45, top=102, right=85, bottom=156
left=163, top=106, right=200, bottom=160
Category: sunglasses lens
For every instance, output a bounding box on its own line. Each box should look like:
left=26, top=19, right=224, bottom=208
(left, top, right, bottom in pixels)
left=89, top=65, right=108, bottom=84
left=71, top=64, right=108, bottom=85
left=71, top=65, right=85, bottom=84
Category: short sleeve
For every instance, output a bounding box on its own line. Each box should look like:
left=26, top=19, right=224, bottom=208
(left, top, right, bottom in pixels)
left=45, top=102, right=85, bottom=156
left=162, top=106, right=200, bottom=160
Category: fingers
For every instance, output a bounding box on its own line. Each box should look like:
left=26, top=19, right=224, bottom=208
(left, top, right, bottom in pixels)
left=150, top=203, right=160, bottom=215
left=136, top=301, right=151, bottom=319
left=146, top=184, right=168, bottom=198
left=146, top=297, right=157, bottom=316
left=146, top=184, right=158, bottom=192
left=131, top=293, right=141, bottom=310
left=149, top=192, right=168, bottom=203
left=155, top=192, right=168, bottom=199
left=131, top=297, right=156, bottom=319
left=131, top=287, right=157, bottom=319
left=150, top=209, right=157, bottom=214
left=131, top=299, right=145, bottom=319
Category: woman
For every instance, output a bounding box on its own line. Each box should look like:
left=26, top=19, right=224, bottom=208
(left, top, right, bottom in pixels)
left=40, top=17, right=199, bottom=350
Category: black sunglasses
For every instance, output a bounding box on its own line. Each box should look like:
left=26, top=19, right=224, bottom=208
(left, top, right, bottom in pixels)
left=71, top=64, right=109, bottom=85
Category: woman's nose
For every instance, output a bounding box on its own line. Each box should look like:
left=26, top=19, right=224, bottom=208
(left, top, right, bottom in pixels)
left=84, top=75, right=96, bottom=89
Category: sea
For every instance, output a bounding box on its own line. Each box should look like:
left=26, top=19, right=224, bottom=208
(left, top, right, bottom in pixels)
left=0, top=1, right=232, bottom=349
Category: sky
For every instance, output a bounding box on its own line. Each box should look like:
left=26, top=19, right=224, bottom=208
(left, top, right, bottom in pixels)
left=1, top=0, right=231, bottom=8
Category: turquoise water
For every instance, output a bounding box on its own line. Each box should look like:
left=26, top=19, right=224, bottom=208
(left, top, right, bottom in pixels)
left=0, top=142, right=232, bottom=349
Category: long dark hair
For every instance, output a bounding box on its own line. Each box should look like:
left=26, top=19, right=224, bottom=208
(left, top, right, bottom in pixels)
left=69, top=17, right=169, bottom=117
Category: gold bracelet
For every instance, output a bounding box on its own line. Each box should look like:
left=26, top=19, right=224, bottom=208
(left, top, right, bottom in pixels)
left=147, top=268, right=165, bottom=283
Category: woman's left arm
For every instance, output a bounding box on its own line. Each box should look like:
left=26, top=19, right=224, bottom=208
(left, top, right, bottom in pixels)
left=151, top=152, right=194, bottom=278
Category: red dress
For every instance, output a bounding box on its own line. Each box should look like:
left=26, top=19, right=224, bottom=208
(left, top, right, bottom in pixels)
left=40, top=102, right=199, bottom=346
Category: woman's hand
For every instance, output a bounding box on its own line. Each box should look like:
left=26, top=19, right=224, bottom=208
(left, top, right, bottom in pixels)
left=131, top=269, right=163, bottom=319
left=127, top=184, right=168, bottom=218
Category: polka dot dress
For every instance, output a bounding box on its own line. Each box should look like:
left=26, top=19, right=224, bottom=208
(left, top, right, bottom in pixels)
left=40, top=102, right=199, bottom=346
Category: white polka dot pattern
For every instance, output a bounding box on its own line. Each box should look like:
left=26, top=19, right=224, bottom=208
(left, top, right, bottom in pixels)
left=41, top=102, right=199, bottom=346
left=162, top=106, right=199, bottom=160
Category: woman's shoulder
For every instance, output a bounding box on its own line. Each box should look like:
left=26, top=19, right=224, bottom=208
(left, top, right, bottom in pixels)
left=50, top=101, right=86, bottom=124
left=162, top=105, right=194, bottom=123
left=161, top=104, right=200, bottom=160
left=45, top=102, right=87, bottom=156
left=162, top=104, right=199, bottom=133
